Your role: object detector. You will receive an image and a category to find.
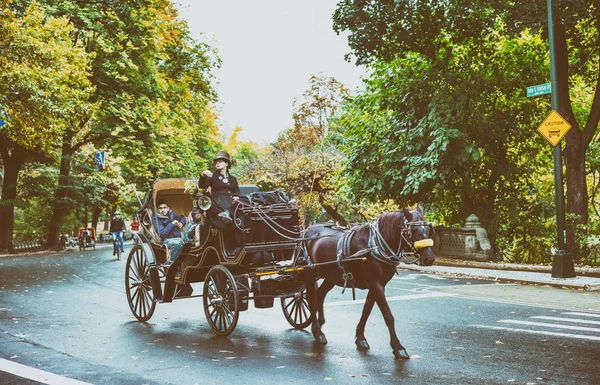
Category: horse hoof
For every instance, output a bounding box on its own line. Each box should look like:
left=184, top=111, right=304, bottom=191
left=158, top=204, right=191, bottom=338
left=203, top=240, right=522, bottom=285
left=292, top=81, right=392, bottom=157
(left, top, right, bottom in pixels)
left=393, top=349, right=410, bottom=360
left=355, top=340, right=370, bottom=351
left=313, top=333, right=328, bottom=345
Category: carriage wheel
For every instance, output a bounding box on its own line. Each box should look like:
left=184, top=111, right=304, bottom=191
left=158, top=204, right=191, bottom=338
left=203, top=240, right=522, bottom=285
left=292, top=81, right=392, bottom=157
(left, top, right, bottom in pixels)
left=203, top=265, right=239, bottom=336
left=125, top=245, right=156, bottom=322
left=281, top=288, right=312, bottom=329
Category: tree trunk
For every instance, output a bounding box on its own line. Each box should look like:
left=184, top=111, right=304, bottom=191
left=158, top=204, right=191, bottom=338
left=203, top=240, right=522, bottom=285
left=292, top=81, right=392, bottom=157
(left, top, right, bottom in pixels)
left=47, top=134, right=74, bottom=249
left=554, top=20, right=593, bottom=263
left=91, top=207, right=102, bottom=231
left=0, top=141, right=25, bottom=252
left=318, top=195, right=348, bottom=226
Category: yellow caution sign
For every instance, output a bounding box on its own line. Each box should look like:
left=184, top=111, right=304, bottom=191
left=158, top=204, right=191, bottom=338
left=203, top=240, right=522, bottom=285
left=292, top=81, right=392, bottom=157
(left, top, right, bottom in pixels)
left=537, top=110, right=571, bottom=147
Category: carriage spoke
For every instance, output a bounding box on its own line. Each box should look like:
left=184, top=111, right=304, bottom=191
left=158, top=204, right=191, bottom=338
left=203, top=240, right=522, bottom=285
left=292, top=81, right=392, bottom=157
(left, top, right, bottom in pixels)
left=217, top=308, right=224, bottom=331
left=284, top=297, right=295, bottom=312
left=209, top=306, right=218, bottom=321
left=300, top=299, right=310, bottom=320
left=140, top=289, right=148, bottom=316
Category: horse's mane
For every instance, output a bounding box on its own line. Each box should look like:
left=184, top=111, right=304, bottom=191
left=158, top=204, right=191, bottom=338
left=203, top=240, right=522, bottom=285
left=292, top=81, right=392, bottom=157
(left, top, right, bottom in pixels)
left=377, top=211, right=405, bottom=247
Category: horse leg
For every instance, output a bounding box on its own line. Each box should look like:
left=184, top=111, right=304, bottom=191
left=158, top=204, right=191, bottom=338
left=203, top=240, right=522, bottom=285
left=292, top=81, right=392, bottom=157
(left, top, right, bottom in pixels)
left=371, top=284, right=409, bottom=359
left=316, top=279, right=335, bottom=326
left=355, top=290, right=375, bottom=351
left=306, top=276, right=327, bottom=344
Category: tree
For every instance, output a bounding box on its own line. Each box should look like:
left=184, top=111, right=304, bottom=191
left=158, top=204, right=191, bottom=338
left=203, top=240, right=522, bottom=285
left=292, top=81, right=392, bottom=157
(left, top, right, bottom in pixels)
left=0, top=2, right=94, bottom=250
left=243, top=75, right=353, bottom=225
left=333, top=0, right=600, bottom=260
left=34, top=0, right=221, bottom=248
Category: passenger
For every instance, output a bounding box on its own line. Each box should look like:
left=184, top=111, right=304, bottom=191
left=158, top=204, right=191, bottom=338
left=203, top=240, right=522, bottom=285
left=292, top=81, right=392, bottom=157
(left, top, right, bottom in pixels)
left=184, top=207, right=203, bottom=242
left=198, top=150, right=240, bottom=228
left=151, top=199, right=186, bottom=263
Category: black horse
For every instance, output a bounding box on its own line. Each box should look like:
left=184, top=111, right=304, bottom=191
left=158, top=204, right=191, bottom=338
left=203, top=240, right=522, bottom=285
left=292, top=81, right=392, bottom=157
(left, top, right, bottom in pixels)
left=301, top=206, right=436, bottom=359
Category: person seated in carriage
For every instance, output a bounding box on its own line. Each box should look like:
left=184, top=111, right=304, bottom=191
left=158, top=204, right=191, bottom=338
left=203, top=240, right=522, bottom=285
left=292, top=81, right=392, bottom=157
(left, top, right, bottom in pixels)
left=197, top=150, right=243, bottom=253
left=151, top=199, right=187, bottom=264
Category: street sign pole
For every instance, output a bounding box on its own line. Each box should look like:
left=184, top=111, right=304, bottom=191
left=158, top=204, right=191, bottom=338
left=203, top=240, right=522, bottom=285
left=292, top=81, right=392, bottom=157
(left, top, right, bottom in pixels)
left=547, top=0, right=575, bottom=278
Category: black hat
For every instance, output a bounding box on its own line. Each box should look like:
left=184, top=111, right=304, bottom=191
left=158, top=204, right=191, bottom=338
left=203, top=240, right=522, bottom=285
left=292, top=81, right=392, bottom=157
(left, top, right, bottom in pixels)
left=213, top=150, right=234, bottom=167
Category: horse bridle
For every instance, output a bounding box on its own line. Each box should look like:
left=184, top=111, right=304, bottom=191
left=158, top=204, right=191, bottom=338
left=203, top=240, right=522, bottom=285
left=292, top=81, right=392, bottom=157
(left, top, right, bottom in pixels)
left=400, top=220, right=435, bottom=263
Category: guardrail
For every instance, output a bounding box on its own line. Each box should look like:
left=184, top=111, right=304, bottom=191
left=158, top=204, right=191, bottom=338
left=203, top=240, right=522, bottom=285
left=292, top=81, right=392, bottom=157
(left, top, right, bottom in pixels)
left=433, top=214, right=492, bottom=261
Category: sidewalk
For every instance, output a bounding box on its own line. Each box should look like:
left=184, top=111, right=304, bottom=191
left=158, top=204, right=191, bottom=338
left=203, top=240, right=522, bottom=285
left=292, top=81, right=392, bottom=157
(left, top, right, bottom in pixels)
left=399, top=257, right=600, bottom=291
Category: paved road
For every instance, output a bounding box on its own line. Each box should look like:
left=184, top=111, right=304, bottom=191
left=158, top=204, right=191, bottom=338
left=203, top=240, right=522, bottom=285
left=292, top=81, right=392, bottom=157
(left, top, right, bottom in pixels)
left=1, top=246, right=599, bottom=384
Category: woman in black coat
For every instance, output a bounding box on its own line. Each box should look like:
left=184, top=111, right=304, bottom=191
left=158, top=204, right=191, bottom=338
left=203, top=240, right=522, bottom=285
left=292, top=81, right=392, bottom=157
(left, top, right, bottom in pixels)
left=198, top=150, right=240, bottom=229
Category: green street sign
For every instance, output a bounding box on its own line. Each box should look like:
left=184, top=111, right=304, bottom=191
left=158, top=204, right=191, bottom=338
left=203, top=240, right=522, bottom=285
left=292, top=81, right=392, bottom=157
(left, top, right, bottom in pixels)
left=526, top=82, right=551, bottom=97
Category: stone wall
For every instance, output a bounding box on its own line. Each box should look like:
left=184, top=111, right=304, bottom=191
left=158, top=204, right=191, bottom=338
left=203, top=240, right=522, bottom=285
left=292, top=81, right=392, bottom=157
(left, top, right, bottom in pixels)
left=433, top=214, right=492, bottom=261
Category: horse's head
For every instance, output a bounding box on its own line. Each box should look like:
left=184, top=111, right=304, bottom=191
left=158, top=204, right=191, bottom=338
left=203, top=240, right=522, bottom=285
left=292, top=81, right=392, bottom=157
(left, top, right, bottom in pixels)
left=402, top=205, right=436, bottom=266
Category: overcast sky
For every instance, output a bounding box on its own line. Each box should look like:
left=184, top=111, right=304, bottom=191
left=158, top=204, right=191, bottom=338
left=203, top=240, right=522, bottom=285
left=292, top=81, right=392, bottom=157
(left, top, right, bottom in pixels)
left=173, top=0, right=366, bottom=144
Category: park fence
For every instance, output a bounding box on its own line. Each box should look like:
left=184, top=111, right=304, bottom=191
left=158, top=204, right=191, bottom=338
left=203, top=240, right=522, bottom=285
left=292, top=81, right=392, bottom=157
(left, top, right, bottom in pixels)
left=12, top=239, right=43, bottom=253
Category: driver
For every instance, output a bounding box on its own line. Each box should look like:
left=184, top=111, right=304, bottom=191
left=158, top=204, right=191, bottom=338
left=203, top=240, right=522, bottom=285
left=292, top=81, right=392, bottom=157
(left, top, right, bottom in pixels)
left=198, top=150, right=240, bottom=228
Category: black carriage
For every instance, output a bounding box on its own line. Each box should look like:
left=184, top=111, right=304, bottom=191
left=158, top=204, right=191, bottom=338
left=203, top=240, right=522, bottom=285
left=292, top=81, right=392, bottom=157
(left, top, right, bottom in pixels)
left=125, top=178, right=312, bottom=336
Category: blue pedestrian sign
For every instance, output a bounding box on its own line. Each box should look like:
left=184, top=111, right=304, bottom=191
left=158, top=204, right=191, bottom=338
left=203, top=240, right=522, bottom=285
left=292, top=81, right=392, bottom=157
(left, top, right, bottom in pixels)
left=526, top=83, right=551, bottom=98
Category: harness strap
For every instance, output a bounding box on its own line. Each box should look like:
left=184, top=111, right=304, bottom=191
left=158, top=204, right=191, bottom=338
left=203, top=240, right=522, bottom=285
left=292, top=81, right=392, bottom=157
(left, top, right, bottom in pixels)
left=368, top=220, right=403, bottom=266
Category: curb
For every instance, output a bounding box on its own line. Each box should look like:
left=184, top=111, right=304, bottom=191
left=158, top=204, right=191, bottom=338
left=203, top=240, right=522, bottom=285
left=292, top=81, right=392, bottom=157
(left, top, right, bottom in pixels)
left=398, top=264, right=600, bottom=291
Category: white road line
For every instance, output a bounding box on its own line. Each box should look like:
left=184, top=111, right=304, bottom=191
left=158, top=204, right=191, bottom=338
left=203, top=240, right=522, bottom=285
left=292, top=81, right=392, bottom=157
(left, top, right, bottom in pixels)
left=326, top=292, right=454, bottom=307
left=0, top=358, right=93, bottom=385
left=498, top=320, right=600, bottom=333
left=532, top=316, right=600, bottom=325
left=470, top=324, right=600, bottom=342
left=449, top=294, right=600, bottom=313
left=387, top=282, right=436, bottom=288
left=386, top=285, right=422, bottom=292
left=423, top=274, right=446, bottom=280
left=563, top=312, right=600, bottom=318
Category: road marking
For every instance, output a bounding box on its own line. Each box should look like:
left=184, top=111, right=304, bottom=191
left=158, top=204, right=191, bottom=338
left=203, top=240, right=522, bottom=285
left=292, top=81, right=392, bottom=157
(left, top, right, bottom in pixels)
left=0, top=358, right=93, bottom=385
left=447, top=294, right=600, bottom=313
left=563, top=312, right=600, bottom=318
left=532, top=316, right=600, bottom=325
left=388, top=282, right=436, bottom=288
left=498, top=319, right=600, bottom=333
left=422, top=274, right=446, bottom=280
left=470, top=324, right=600, bottom=342
left=326, top=292, right=454, bottom=307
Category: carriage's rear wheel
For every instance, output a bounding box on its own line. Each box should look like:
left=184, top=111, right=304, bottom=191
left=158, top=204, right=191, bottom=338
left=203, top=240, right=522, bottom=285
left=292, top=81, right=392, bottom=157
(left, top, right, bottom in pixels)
left=281, top=288, right=311, bottom=329
left=203, top=265, right=239, bottom=336
left=125, top=245, right=156, bottom=322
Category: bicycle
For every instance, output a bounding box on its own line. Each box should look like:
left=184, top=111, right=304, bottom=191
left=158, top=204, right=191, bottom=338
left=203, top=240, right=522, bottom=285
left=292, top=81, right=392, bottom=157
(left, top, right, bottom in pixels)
left=112, top=231, right=124, bottom=260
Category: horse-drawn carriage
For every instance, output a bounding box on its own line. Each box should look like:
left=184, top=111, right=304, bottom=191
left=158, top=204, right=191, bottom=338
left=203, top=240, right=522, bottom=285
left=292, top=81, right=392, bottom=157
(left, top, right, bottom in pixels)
left=126, top=177, right=436, bottom=358
left=126, top=178, right=312, bottom=336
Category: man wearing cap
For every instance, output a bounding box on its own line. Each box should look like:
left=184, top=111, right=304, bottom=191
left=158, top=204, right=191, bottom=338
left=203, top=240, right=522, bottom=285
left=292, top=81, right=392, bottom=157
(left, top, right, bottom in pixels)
left=198, top=150, right=240, bottom=228
left=109, top=211, right=127, bottom=256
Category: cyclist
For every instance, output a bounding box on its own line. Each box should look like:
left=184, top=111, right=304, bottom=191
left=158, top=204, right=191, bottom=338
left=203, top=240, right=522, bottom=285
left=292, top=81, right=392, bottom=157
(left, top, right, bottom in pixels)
left=109, top=211, right=126, bottom=256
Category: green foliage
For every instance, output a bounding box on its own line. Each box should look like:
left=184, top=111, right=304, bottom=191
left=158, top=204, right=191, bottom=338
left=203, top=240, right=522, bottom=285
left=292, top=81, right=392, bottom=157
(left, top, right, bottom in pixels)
left=337, top=21, right=559, bottom=260
left=0, top=1, right=95, bottom=154
left=333, top=0, right=600, bottom=264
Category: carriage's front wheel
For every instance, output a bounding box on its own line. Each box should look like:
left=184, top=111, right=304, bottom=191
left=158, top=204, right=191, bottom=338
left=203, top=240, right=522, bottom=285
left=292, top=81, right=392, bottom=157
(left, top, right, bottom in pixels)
left=281, top=288, right=311, bottom=329
left=125, top=245, right=156, bottom=322
left=203, top=265, right=239, bottom=336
